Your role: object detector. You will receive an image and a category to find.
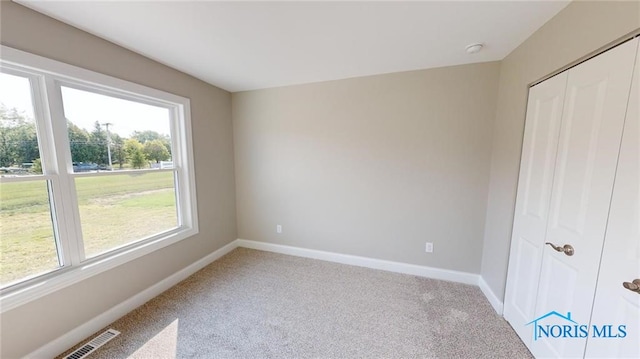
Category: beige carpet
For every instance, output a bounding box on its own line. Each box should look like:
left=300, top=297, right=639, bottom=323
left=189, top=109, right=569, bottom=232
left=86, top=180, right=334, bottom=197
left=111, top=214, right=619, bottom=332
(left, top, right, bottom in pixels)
left=57, top=248, right=532, bottom=359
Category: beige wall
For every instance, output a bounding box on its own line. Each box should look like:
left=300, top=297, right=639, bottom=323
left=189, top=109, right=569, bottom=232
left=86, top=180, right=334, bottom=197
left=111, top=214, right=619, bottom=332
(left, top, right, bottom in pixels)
left=0, top=2, right=237, bottom=358
left=233, top=62, right=501, bottom=273
left=481, top=0, right=640, bottom=300
left=3, top=0, right=638, bottom=357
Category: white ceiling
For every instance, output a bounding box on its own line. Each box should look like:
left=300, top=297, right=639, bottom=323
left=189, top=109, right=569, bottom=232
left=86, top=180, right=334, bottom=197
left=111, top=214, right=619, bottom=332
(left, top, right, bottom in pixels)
left=17, top=1, right=570, bottom=92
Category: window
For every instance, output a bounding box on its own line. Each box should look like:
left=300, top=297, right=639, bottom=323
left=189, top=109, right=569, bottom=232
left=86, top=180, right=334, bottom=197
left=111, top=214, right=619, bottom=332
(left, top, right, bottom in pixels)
left=61, top=86, right=180, bottom=259
left=0, top=46, right=198, bottom=311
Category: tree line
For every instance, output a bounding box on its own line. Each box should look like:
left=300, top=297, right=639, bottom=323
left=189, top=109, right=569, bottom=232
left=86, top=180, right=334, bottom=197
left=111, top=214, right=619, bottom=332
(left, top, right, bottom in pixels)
left=0, top=104, right=171, bottom=170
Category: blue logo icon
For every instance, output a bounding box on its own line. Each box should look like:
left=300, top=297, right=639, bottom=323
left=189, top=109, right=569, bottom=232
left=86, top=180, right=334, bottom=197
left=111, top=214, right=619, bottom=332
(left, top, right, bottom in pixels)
left=526, top=311, right=626, bottom=341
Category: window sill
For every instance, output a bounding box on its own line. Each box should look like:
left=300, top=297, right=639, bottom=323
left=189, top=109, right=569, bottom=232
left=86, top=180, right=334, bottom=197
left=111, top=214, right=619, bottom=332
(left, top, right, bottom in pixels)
left=0, top=226, right=198, bottom=313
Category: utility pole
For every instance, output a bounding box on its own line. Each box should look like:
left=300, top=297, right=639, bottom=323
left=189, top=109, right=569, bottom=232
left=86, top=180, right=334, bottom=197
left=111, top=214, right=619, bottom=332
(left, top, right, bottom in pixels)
left=102, top=122, right=113, bottom=170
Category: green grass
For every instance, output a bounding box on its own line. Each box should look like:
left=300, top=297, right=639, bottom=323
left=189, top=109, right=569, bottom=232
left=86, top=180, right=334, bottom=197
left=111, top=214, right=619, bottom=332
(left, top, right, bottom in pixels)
left=75, top=172, right=174, bottom=204
left=121, top=190, right=176, bottom=208
left=0, top=181, right=51, bottom=214
left=0, top=171, right=177, bottom=286
left=0, top=171, right=174, bottom=213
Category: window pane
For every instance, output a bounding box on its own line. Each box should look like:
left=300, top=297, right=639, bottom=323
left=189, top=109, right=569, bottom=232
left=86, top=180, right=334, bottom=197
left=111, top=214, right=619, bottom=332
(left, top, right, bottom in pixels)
left=75, top=171, right=178, bottom=259
left=0, top=181, right=60, bottom=287
left=61, top=86, right=173, bottom=173
left=0, top=72, right=43, bottom=176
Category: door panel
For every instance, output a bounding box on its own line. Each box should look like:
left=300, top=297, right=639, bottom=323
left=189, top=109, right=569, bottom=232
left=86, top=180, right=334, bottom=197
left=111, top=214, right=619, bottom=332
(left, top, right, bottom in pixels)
left=512, top=236, right=543, bottom=319
left=504, top=71, right=568, bottom=346
left=585, top=39, right=640, bottom=359
left=532, top=38, right=638, bottom=359
left=522, top=93, right=570, bottom=220
left=554, top=79, right=608, bottom=235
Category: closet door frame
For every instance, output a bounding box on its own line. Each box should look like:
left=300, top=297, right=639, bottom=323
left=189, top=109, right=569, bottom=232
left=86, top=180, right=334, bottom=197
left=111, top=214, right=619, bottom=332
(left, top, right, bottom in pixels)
left=531, top=37, right=637, bottom=359
left=584, top=39, right=640, bottom=359
left=504, top=36, right=639, bottom=358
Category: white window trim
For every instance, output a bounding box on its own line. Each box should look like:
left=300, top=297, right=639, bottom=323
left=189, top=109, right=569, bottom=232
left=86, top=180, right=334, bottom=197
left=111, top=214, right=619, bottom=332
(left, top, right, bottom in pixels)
left=0, top=45, right=199, bottom=313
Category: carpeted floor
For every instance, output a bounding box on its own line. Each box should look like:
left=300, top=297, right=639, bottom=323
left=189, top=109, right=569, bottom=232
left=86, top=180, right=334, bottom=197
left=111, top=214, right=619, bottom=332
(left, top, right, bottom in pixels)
left=57, top=248, right=532, bottom=359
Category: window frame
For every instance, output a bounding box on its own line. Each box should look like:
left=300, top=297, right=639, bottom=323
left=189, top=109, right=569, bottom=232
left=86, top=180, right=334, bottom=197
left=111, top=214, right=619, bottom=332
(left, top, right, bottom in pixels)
left=0, top=45, right=199, bottom=312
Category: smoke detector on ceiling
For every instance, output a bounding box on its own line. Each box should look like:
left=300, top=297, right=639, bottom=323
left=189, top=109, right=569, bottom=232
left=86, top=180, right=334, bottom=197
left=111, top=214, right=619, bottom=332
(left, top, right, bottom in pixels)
left=465, top=43, right=484, bottom=54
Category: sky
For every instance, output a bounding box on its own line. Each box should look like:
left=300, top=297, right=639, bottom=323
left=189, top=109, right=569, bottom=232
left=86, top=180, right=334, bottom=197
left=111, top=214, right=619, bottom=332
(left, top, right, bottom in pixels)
left=0, top=72, right=171, bottom=138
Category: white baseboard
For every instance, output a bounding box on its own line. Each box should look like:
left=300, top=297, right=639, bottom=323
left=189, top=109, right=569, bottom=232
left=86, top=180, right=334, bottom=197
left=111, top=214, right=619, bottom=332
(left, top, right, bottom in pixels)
left=236, top=239, right=480, bottom=285
left=478, top=276, right=504, bottom=315
left=30, top=238, right=502, bottom=358
left=27, top=240, right=238, bottom=359
left=237, top=240, right=506, bottom=315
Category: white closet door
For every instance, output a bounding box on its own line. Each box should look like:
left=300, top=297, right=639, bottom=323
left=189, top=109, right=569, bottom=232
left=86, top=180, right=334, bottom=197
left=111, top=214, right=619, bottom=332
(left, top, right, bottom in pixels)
left=533, top=38, right=638, bottom=358
left=585, top=39, right=640, bottom=359
left=503, top=72, right=568, bottom=346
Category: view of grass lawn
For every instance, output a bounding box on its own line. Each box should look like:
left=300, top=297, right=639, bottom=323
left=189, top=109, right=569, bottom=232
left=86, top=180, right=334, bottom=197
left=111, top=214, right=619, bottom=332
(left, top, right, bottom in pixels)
left=0, top=171, right=177, bottom=287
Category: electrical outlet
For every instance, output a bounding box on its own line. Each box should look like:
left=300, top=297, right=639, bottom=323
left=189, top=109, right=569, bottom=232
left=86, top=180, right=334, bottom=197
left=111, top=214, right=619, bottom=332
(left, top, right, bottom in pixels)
left=425, top=242, right=433, bottom=253
left=276, top=224, right=282, bottom=234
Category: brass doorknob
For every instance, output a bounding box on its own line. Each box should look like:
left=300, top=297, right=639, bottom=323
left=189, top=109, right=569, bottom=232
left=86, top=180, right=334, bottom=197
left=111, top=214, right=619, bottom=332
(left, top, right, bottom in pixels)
left=545, top=242, right=575, bottom=256
left=623, top=279, right=640, bottom=294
